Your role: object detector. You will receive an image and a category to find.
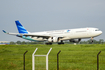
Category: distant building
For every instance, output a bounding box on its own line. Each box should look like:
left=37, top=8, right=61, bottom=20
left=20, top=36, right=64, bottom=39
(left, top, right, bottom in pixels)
left=0, top=41, right=10, bottom=45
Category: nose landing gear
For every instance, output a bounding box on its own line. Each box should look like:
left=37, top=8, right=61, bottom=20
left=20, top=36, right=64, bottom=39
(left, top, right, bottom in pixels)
left=91, top=37, right=94, bottom=43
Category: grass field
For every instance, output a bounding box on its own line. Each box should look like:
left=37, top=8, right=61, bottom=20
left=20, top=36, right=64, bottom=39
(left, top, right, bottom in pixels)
left=0, top=44, right=105, bottom=70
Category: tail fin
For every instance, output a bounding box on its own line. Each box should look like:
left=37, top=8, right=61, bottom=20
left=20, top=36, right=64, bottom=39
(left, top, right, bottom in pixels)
left=15, top=20, right=28, bottom=34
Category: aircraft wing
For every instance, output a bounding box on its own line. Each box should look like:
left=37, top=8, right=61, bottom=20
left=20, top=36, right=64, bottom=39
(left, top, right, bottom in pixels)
left=23, top=34, right=64, bottom=39
left=3, top=30, right=64, bottom=39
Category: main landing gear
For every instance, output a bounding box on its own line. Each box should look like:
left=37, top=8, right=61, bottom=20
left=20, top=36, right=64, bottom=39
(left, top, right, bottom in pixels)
left=58, top=42, right=64, bottom=45
left=45, top=41, right=64, bottom=45
left=45, top=42, right=65, bottom=45
left=58, top=40, right=64, bottom=45
left=45, top=43, right=52, bottom=45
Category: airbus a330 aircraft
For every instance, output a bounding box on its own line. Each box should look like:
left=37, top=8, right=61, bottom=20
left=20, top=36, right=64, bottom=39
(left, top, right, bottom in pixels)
left=3, top=20, right=102, bottom=45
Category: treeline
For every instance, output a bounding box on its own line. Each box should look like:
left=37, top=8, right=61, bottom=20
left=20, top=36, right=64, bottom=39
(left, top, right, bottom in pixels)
left=10, top=39, right=104, bottom=45
left=10, top=41, right=44, bottom=45
left=80, top=39, right=104, bottom=44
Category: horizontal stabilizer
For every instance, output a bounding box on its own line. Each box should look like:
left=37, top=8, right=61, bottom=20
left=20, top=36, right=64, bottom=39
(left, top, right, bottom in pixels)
left=2, top=30, right=19, bottom=35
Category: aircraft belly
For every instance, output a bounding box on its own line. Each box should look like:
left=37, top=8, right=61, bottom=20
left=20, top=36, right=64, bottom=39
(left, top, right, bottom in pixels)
left=22, top=36, right=36, bottom=41
left=31, top=37, right=45, bottom=41
left=21, top=36, right=45, bottom=41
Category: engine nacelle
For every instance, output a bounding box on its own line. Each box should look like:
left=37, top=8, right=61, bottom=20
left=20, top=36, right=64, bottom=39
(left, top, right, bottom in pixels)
left=53, top=37, right=59, bottom=42
left=48, top=37, right=53, bottom=42
left=48, top=37, right=60, bottom=42
left=69, top=39, right=81, bottom=43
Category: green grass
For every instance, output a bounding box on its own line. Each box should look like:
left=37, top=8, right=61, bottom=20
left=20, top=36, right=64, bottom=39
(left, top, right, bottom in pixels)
left=0, top=44, right=105, bottom=70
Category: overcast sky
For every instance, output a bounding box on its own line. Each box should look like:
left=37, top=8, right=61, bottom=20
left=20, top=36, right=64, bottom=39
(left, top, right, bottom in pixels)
left=0, top=0, right=105, bottom=42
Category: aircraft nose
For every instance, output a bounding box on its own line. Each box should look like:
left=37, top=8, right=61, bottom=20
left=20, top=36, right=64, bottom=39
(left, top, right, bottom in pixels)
left=99, top=31, right=102, bottom=34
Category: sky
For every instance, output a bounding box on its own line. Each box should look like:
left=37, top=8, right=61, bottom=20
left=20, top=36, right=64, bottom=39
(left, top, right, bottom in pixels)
left=0, top=0, right=105, bottom=42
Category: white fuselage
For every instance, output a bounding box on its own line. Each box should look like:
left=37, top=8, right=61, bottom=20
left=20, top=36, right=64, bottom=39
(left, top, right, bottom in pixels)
left=29, top=27, right=102, bottom=41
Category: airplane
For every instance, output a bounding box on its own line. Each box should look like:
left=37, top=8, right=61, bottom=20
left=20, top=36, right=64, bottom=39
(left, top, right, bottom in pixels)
left=3, top=20, right=102, bottom=45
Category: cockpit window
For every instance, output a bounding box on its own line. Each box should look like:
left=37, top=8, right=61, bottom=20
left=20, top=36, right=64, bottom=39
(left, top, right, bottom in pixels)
left=95, top=29, right=99, bottom=31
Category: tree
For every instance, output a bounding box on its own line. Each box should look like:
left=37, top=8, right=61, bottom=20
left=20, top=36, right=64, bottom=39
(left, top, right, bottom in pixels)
left=99, top=39, right=104, bottom=44
left=16, top=41, right=21, bottom=44
left=10, top=41, right=15, bottom=45
left=21, top=41, right=26, bottom=44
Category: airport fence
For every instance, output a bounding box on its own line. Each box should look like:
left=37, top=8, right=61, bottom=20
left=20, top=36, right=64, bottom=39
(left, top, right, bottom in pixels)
left=1, top=44, right=105, bottom=70
left=0, top=50, right=105, bottom=70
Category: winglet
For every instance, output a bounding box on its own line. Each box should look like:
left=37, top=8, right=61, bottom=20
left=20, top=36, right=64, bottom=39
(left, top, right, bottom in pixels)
left=2, top=30, right=7, bottom=33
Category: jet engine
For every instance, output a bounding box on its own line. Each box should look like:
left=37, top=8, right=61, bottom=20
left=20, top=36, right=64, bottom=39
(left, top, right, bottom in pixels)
left=48, top=37, right=60, bottom=42
left=69, top=39, right=81, bottom=43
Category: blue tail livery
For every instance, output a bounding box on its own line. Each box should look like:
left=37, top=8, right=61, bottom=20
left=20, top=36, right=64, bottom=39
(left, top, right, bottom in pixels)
left=15, top=20, right=28, bottom=34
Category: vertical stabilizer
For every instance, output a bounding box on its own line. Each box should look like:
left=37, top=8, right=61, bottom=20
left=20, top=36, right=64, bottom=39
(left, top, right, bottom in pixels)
left=15, top=20, right=28, bottom=34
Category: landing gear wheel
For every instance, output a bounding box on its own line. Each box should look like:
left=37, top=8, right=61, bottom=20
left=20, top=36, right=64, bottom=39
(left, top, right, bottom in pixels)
left=91, top=40, right=94, bottom=44
left=91, top=37, right=94, bottom=44
left=58, top=42, right=64, bottom=45
left=45, top=43, right=52, bottom=45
